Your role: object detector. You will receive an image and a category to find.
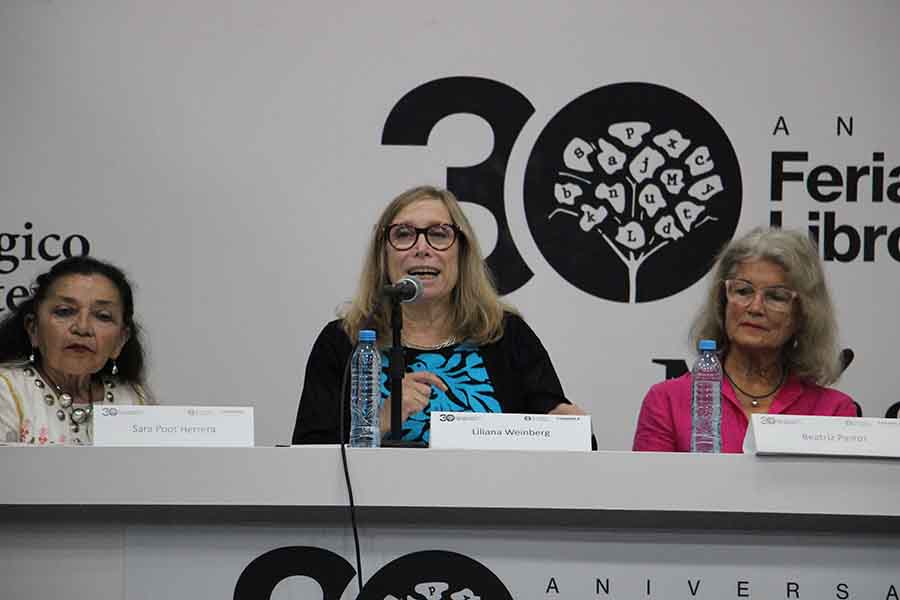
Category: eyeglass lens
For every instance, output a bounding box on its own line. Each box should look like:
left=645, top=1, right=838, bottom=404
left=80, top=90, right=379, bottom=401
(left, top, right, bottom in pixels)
left=726, top=280, right=795, bottom=310
left=388, top=224, right=456, bottom=250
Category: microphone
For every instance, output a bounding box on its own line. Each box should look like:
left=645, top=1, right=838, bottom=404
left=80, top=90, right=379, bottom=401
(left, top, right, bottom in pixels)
left=382, top=276, right=423, bottom=303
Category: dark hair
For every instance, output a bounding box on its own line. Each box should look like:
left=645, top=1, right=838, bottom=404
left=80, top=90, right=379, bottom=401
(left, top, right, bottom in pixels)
left=0, top=256, right=147, bottom=385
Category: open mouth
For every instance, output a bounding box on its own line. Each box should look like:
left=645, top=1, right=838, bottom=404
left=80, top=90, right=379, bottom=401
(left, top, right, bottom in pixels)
left=408, top=267, right=440, bottom=280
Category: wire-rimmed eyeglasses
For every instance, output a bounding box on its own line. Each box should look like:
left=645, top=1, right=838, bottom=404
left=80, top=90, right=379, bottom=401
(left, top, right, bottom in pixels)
left=384, top=223, right=461, bottom=251
left=724, top=279, right=798, bottom=313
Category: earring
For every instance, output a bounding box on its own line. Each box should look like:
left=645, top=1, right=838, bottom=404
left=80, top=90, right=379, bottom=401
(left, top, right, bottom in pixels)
left=111, top=360, right=118, bottom=376
left=28, top=349, right=36, bottom=364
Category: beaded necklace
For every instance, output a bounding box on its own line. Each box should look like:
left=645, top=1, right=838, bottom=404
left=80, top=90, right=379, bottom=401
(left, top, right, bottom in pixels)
left=24, top=365, right=116, bottom=433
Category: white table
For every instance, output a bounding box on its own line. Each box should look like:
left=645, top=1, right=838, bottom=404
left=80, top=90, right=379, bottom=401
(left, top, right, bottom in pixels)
left=3, top=447, right=899, bottom=599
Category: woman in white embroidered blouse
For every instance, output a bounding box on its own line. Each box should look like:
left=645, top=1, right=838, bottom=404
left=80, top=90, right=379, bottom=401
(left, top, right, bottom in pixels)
left=0, top=256, right=150, bottom=445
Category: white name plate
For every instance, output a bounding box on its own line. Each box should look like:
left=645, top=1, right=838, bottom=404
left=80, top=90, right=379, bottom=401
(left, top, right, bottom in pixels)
left=429, top=412, right=592, bottom=451
left=94, top=405, right=254, bottom=447
left=744, top=414, right=900, bottom=458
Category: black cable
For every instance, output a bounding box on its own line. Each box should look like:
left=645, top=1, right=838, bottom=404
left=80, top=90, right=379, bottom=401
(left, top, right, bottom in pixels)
left=338, top=356, right=364, bottom=595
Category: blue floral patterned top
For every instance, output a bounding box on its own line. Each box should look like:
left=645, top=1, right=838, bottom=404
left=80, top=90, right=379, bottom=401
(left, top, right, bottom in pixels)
left=380, top=342, right=498, bottom=443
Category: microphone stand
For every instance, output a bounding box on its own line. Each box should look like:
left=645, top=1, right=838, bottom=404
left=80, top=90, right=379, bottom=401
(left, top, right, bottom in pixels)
left=381, top=296, right=426, bottom=448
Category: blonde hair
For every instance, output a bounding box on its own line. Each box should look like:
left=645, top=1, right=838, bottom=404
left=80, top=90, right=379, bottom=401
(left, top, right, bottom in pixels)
left=342, top=186, right=515, bottom=345
left=690, top=227, right=843, bottom=385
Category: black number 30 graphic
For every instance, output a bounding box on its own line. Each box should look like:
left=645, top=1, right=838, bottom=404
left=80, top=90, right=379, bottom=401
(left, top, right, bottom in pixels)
left=382, top=76, right=535, bottom=296
left=234, top=546, right=513, bottom=600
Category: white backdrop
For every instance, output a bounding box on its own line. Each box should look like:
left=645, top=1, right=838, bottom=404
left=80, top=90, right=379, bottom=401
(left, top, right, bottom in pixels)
left=1, top=1, right=898, bottom=448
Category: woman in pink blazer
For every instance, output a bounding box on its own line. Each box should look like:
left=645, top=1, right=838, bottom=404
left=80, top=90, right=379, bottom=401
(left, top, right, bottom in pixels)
left=633, top=227, right=856, bottom=453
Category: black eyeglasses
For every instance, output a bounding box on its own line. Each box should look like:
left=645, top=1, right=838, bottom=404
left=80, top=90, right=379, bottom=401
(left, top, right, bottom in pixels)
left=384, top=223, right=461, bottom=251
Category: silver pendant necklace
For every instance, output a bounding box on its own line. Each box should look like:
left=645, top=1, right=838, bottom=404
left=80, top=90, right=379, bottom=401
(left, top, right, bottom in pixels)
left=723, top=368, right=786, bottom=408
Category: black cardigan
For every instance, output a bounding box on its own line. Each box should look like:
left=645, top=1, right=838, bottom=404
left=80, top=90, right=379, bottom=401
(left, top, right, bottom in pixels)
left=291, top=313, right=570, bottom=444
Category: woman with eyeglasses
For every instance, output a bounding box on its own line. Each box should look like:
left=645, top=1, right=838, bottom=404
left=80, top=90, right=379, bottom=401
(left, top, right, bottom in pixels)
left=292, top=185, right=584, bottom=445
left=632, top=227, right=856, bottom=453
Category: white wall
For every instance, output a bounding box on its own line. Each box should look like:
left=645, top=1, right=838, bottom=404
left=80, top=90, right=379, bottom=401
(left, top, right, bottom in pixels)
left=1, top=1, right=898, bottom=448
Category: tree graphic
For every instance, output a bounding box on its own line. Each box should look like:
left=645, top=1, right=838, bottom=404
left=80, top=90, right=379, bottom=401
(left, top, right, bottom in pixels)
left=546, top=121, right=726, bottom=302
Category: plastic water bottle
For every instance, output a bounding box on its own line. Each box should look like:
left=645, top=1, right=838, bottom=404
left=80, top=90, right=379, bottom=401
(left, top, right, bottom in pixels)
left=691, top=339, right=722, bottom=453
left=349, top=329, right=381, bottom=448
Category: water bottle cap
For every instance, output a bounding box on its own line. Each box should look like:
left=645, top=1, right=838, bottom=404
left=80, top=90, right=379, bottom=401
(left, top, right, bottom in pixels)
left=358, top=329, right=376, bottom=342
left=698, top=339, right=717, bottom=351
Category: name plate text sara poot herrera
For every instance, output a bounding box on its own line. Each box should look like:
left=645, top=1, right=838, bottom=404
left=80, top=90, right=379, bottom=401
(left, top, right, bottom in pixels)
left=93, top=405, right=254, bottom=447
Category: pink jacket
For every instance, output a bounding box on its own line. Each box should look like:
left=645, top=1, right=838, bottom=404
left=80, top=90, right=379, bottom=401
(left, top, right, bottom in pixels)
left=632, top=373, right=856, bottom=453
